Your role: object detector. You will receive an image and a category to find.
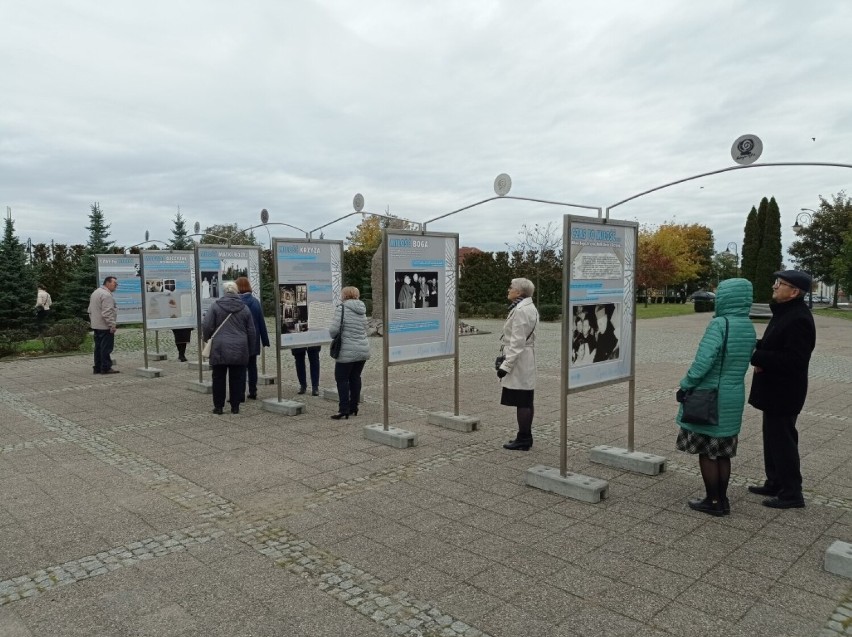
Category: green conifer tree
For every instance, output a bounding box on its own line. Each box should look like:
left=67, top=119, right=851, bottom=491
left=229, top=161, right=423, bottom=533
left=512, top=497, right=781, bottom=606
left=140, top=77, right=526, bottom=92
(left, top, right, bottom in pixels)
left=753, top=197, right=783, bottom=302
left=58, top=203, right=115, bottom=320
left=740, top=206, right=759, bottom=283
left=0, top=212, right=37, bottom=331
left=168, top=210, right=193, bottom=250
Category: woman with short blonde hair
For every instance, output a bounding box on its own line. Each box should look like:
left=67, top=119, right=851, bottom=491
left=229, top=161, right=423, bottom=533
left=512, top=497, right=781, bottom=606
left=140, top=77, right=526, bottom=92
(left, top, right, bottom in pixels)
left=328, top=286, right=370, bottom=419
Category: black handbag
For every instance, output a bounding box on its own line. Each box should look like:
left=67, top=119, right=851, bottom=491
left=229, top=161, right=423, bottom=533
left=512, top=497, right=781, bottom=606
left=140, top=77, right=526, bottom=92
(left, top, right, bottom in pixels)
left=681, top=317, right=728, bottom=427
left=329, top=306, right=344, bottom=359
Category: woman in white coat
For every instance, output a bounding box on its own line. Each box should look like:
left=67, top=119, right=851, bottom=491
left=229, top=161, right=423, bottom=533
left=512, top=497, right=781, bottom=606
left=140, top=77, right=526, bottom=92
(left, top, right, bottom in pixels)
left=498, top=278, right=539, bottom=450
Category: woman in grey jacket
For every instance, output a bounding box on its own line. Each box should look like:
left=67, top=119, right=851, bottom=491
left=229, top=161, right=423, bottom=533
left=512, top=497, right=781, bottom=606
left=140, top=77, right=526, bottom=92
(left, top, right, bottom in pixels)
left=328, top=287, right=370, bottom=419
left=676, top=277, right=756, bottom=516
left=202, top=281, right=257, bottom=414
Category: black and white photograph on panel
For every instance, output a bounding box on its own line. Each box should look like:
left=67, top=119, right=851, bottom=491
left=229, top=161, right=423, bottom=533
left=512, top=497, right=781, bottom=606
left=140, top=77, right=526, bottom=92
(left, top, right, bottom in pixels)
left=280, top=283, right=308, bottom=333
left=394, top=271, right=439, bottom=309
left=201, top=272, right=219, bottom=299
left=222, top=258, right=249, bottom=284
left=570, top=302, right=621, bottom=366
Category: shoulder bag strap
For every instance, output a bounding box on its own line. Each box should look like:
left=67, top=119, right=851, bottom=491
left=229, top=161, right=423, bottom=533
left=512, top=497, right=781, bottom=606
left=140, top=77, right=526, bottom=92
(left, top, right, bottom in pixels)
left=210, top=312, right=232, bottom=340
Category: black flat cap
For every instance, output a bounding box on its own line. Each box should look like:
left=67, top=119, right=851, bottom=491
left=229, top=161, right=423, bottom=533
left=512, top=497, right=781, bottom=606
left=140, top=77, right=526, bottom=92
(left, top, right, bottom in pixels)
left=774, top=270, right=812, bottom=293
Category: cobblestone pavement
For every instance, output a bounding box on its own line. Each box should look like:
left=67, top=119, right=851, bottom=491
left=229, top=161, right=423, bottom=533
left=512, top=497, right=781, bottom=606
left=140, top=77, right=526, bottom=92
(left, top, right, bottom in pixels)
left=0, top=312, right=850, bottom=636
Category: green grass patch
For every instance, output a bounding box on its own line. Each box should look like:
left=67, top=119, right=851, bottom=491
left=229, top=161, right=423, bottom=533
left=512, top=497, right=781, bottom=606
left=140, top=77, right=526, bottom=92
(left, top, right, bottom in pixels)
left=636, top=303, right=696, bottom=319
left=813, top=307, right=852, bottom=321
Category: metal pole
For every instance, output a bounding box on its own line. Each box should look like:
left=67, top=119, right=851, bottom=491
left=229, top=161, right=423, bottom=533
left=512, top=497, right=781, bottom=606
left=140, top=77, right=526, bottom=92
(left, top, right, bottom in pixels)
left=193, top=245, right=204, bottom=385
left=423, top=196, right=601, bottom=231
left=454, top=236, right=460, bottom=416
left=627, top=379, right=636, bottom=453
left=139, top=251, right=150, bottom=370
left=382, top=229, right=390, bottom=430
left=273, top=239, right=283, bottom=403
left=560, top=218, right=570, bottom=477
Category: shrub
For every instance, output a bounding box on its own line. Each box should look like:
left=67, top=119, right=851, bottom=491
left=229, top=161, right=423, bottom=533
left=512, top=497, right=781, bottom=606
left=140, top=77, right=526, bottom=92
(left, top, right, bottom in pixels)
left=483, top=302, right=507, bottom=318
left=362, top=298, right=372, bottom=317
left=458, top=301, right=472, bottom=316
left=694, top=300, right=715, bottom=313
left=0, top=329, right=28, bottom=358
left=42, top=319, right=89, bottom=353
left=538, top=304, right=561, bottom=321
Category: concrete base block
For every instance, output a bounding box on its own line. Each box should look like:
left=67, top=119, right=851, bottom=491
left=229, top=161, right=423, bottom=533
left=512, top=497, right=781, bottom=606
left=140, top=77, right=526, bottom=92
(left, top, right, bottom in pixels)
left=590, top=445, right=667, bottom=476
left=364, top=424, right=418, bottom=448
left=427, top=411, right=480, bottom=432
left=135, top=367, right=162, bottom=378
left=525, top=465, right=608, bottom=503
left=149, top=352, right=168, bottom=361
left=186, top=380, right=213, bottom=394
left=188, top=361, right=211, bottom=371
left=824, top=540, right=852, bottom=579
left=257, top=374, right=276, bottom=385
left=321, top=388, right=339, bottom=403
left=261, top=398, right=305, bottom=416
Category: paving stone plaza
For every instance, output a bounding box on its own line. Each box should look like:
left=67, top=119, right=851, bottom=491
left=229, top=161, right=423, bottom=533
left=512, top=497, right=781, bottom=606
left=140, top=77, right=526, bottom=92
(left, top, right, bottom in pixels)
left=1, top=312, right=850, bottom=637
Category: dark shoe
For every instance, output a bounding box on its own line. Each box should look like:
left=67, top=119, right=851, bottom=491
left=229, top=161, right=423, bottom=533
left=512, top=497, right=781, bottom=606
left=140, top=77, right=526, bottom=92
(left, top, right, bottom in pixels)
left=297, top=386, right=307, bottom=395
left=503, top=439, right=532, bottom=451
left=687, top=497, right=725, bottom=517
left=102, top=369, right=120, bottom=374
left=231, top=407, right=240, bottom=414
left=748, top=483, right=780, bottom=497
left=93, top=370, right=102, bottom=374
left=762, top=496, right=805, bottom=509
left=212, top=407, right=224, bottom=415
left=721, top=497, right=731, bottom=516
left=350, top=407, right=359, bottom=416
left=247, top=394, right=257, bottom=400
left=311, top=388, right=319, bottom=396
left=330, top=413, right=349, bottom=420
left=178, top=357, right=188, bottom=362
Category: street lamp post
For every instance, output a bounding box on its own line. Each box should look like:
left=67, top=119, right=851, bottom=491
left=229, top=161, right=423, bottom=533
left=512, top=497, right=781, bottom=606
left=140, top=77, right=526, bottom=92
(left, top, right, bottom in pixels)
left=725, top=241, right=739, bottom=277
left=793, top=209, right=815, bottom=309
left=793, top=209, right=815, bottom=235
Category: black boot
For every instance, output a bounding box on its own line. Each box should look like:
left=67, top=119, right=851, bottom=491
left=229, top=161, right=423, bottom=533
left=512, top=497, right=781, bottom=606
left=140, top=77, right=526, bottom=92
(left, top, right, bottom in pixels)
left=177, top=343, right=188, bottom=362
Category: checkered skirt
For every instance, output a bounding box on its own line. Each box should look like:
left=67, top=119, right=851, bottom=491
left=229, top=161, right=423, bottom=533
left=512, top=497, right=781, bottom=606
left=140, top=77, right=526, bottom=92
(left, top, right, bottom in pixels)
left=676, top=428, right=738, bottom=459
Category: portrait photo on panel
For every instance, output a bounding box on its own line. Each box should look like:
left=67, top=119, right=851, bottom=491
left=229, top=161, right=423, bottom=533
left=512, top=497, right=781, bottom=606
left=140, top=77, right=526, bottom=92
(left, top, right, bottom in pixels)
left=570, top=302, right=621, bottom=367
left=200, top=271, right=219, bottom=299
left=394, top=271, right=439, bottom=310
left=280, top=283, right=308, bottom=333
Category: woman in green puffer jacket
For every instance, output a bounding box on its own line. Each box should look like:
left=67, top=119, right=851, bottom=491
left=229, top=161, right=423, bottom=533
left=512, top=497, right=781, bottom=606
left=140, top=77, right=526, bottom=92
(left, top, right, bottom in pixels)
left=676, top=278, right=756, bottom=517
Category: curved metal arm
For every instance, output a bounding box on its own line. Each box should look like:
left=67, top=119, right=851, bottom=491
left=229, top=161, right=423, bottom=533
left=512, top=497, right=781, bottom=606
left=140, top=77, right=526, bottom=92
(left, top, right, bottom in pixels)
left=188, top=232, right=230, bottom=246
left=126, top=239, right=170, bottom=253
left=309, top=210, right=422, bottom=239
left=605, top=162, right=852, bottom=218
left=242, top=222, right=309, bottom=240
left=423, top=195, right=601, bottom=231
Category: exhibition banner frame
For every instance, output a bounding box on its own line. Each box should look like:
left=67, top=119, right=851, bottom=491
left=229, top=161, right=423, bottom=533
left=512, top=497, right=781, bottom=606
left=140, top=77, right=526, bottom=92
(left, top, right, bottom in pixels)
left=272, top=238, right=343, bottom=350
left=195, top=244, right=263, bottom=317
left=96, top=254, right=143, bottom=324
left=383, top=229, right=458, bottom=366
left=139, top=250, right=198, bottom=331
left=563, top=215, right=638, bottom=393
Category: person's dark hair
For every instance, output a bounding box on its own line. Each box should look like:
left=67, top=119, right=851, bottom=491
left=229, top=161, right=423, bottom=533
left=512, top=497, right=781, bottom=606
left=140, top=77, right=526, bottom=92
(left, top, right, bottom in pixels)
left=235, top=276, right=252, bottom=294
left=37, top=283, right=46, bottom=290
left=103, top=276, right=116, bottom=285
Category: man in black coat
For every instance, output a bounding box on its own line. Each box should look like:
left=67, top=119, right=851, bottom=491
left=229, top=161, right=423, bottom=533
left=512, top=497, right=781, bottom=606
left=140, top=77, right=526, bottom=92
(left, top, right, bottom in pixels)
left=747, top=270, right=816, bottom=509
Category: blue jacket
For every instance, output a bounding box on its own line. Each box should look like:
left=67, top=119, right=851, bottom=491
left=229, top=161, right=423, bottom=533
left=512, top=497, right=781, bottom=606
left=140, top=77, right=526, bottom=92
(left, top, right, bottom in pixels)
left=677, top=278, right=756, bottom=438
left=240, top=292, right=270, bottom=355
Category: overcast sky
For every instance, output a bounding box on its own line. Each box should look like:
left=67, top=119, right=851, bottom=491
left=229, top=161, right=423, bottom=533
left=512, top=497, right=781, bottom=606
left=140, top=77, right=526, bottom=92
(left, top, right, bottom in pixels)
left=2, top=1, right=850, bottom=260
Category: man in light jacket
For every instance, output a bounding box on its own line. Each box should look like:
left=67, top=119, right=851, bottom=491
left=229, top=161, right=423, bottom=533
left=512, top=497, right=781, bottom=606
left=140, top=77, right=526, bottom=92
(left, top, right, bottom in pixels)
left=88, top=276, right=119, bottom=374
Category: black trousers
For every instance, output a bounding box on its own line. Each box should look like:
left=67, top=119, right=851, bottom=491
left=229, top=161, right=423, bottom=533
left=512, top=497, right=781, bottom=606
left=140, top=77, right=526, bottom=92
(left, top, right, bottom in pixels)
left=761, top=412, right=803, bottom=499
left=211, top=365, right=247, bottom=410
left=292, top=346, right=321, bottom=390
left=334, top=360, right=365, bottom=414
left=93, top=329, right=114, bottom=372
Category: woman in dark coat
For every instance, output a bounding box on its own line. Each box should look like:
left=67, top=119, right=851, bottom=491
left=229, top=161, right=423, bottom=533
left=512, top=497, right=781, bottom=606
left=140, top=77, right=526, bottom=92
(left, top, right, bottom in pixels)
left=676, top=278, right=756, bottom=516
left=202, top=281, right=256, bottom=414
left=236, top=277, right=270, bottom=400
